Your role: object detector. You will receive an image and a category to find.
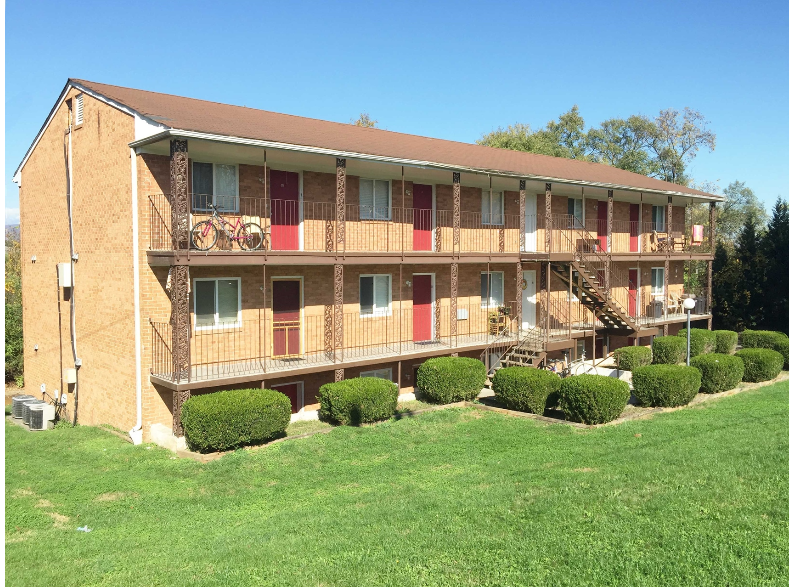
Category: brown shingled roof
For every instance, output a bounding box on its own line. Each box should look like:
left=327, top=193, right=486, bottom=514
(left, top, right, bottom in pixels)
left=73, top=78, right=719, bottom=200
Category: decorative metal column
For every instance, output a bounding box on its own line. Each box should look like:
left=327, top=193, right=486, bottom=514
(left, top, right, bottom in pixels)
left=334, top=264, right=343, bottom=363
left=606, top=189, right=613, bottom=292
left=169, top=139, right=191, bottom=436
left=708, top=202, right=716, bottom=329
left=515, top=262, right=523, bottom=334
left=450, top=262, right=458, bottom=346
left=336, top=158, right=346, bottom=252
left=545, top=183, right=552, bottom=253
left=664, top=258, right=670, bottom=336
left=667, top=196, right=673, bottom=251
left=519, top=180, right=526, bottom=252
left=540, top=263, right=548, bottom=345
left=324, top=304, right=333, bottom=359
left=453, top=172, right=461, bottom=254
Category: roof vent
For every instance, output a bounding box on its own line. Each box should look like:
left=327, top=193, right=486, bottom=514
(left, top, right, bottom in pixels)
left=75, top=94, right=84, bottom=125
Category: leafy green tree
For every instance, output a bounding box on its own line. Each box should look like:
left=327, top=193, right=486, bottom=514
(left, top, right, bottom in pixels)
left=5, top=229, right=23, bottom=382
left=735, top=214, right=767, bottom=328
left=716, top=181, right=767, bottom=244
left=711, top=242, right=744, bottom=331
left=351, top=113, right=378, bottom=128
left=644, top=108, right=716, bottom=185
left=762, top=198, right=789, bottom=333
left=586, top=115, right=656, bottom=176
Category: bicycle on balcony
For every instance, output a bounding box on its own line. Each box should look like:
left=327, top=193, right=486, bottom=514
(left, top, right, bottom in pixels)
left=190, top=203, right=268, bottom=251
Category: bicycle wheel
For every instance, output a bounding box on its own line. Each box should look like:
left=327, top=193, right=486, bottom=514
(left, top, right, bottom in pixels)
left=191, top=220, right=219, bottom=251
left=237, top=222, right=264, bottom=251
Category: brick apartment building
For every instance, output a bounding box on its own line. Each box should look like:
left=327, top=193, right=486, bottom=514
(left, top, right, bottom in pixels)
left=13, top=79, right=721, bottom=444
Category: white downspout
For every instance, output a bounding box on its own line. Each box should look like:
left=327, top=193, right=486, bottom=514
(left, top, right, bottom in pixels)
left=129, top=147, right=143, bottom=444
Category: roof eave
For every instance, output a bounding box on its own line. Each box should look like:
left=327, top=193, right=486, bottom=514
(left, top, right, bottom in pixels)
left=130, top=129, right=725, bottom=202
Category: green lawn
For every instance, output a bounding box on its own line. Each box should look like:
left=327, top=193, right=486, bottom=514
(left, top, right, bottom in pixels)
left=6, top=381, right=789, bottom=586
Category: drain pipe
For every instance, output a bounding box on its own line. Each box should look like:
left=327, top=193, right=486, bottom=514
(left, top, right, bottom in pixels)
left=129, top=147, right=143, bottom=445
left=64, top=118, right=80, bottom=425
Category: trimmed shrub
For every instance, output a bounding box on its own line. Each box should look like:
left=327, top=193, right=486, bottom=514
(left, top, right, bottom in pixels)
left=558, top=375, right=630, bottom=425
left=416, top=356, right=487, bottom=403
left=318, top=377, right=398, bottom=425
left=182, top=388, right=291, bottom=453
left=735, top=348, right=784, bottom=383
left=491, top=367, right=561, bottom=415
left=689, top=354, right=744, bottom=393
left=613, top=346, right=652, bottom=371
left=678, top=328, right=717, bottom=357
left=651, top=336, right=687, bottom=365
left=631, top=364, right=701, bottom=407
left=714, top=330, right=738, bottom=354
left=740, top=329, right=789, bottom=369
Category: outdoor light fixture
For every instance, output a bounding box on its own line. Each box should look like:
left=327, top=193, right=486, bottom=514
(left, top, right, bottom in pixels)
left=683, top=297, right=697, bottom=365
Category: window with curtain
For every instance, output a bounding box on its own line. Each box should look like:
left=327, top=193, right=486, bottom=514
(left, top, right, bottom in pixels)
left=481, top=272, right=504, bottom=307
left=652, top=205, right=666, bottom=232
left=482, top=191, right=504, bottom=226
left=651, top=268, right=665, bottom=297
left=192, top=162, right=238, bottom=211
left=360, top=275, right=391, bottom=316
left=360, top=368, right=393, bottom=380
left=568, top=198, right=583, bottom=227
left=194, top=278, right=241, bottom=327
left=359, top=179, right=391, bottom=220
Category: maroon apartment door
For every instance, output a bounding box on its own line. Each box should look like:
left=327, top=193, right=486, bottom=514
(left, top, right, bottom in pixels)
left=628, top=269, right=638, bottom=316
left=273, top=383, right=299, bottom=414
left=597, top=200, right=608, bottom=251
left=629, top=204, right=640, bottom=252
left=272, top=280, right=301, bottom=358
left=412, top=274, right=433, bottom=342
left=270, top=170, right=299, bottom=250
left=413, top=184, right=432, bottom=251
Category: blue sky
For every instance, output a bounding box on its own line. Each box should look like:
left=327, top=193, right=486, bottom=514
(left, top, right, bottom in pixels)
left=5, top=0, right=788, bottom=224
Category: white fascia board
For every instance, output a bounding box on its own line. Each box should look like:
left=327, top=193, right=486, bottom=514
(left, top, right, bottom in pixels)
left=13, top=80, right=169, bottom=184
left=129, top=129, right=724, bottom=202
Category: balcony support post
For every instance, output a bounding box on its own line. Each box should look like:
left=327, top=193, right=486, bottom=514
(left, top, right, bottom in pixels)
left=540, top=263, right=549, bottom=347
left=606, top=189, right=613, bottom=291
left=664, top=257, right=670, bottom=336
left=334, top=264, right=343, bottom=363
left=667, top=196, right=673, bottom=251
left=450, top=262, right=458, bottom=347
left=519, top=180, right=526, bottom=252
left=545, top=183, right=552, bottom=253
left=336, top=158, right=346, bottom=253
left=170, top=138, right=189, bottom=251
left=708, top=202, right=716, bottom=329
left=452, top=172, right=461, bottom=255
left=515, top=262, right=523, bottom=337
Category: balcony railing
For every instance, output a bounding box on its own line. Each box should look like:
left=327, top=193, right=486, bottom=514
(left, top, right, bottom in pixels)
left=150, top=301, right=535, bottom=383
left=148, top=194, right=522, bottom=255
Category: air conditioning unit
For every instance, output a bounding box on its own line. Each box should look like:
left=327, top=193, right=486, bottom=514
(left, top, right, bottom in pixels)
left=29, top=404, right=56, bottom=431
left=22, top=399, right=45, bottom=425
left=12, top=394, right=34, bottom=419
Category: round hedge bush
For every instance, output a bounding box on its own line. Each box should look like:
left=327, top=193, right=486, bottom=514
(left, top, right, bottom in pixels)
left=491, top=367, right=561, bottom=415
left=651, top=336, right=687, bottom=365
left=318, top=377, right=398, bottom=425
left=714, top=330, right=738, bottom=354
left=416, top=356, right=487, bottom=403
left=734, top=348, right=784, bottom=382
left=613, top=346, right=652, bottom=371
left=740, top=329, right=789, bottom=369
left=558, top=375, right=630, bottom=424
left=689, top=353, right=744, bottom=393
left=181, top=388, right=291, bottom=453
left=631, top=364, right=701, bottom=406
left=678, top=328, right=717, bottom=357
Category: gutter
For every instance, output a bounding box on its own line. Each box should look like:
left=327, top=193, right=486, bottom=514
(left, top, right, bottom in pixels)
left=129, top=147, right=143, bottom=444
left=129, top=129, right=725, bottom=202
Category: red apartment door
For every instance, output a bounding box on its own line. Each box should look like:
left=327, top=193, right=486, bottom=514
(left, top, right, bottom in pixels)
left=597, top=200, right=608, bottom=251
left=270, top=170, right=299, bottom=250
left=412, top=274, right=433, bottom=342
left=629, top=204, right=640, bottom=252
left=413, top=184, right=433, bottom=251
left=273, top=383, right=299, bottom=414
left=272, top=280, right=301, bottom=357
left=628, top=269, right=638, bottom=316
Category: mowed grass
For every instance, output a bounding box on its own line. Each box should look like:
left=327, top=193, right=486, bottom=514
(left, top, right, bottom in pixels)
left=6, top=381, right=789, bottom=586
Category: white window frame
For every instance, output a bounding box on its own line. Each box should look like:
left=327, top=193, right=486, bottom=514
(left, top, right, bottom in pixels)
left=359, top=274, right=392, bottom=317
left=568, top=197, right=584, bottom=226
left=482, top=190, right=504, bottom=226
left=359, top=178, right=392, bottom=221
left=652, top=205, right=666, bottom=232
left=481, top=271, right=505, bottom=308
left=191, top=161, right=240, bottom=213
left=74, top=94, right=84, bottom=126
left=651, top=267, right=665, bottom=298
left=360, top=368, right=393, bottom=381
left=193, top=277, right=242, bottom=330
